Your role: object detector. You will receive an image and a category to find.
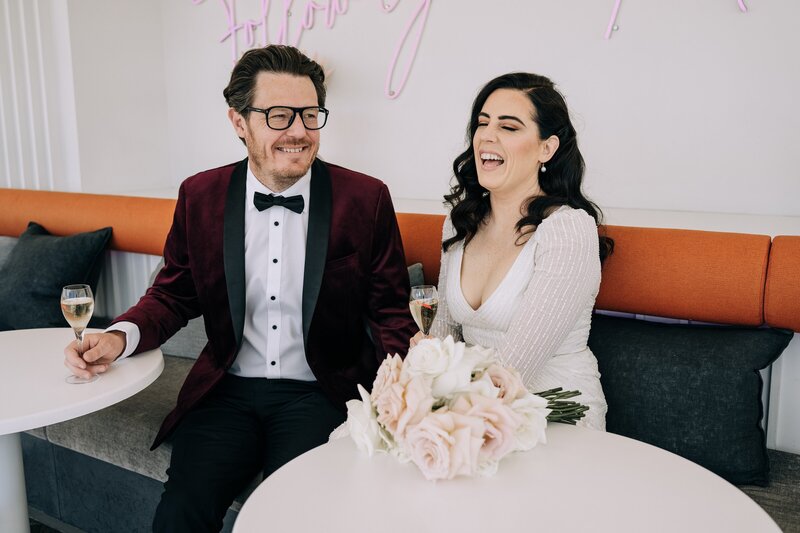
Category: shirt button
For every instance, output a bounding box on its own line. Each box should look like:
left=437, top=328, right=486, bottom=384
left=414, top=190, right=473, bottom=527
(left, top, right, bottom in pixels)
left=274, top=221, right=279, bottom=226
left=270, top=361, right=276, bottom=366
left=270, top=296, right=276, bottom=301
left=272, top=325, right=277, bottom=330
left=273, top=258, right=278, bottom=263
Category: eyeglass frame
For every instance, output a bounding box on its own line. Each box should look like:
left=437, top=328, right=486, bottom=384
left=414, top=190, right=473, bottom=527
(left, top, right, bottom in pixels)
left=245, top=105, right=330, bottom=131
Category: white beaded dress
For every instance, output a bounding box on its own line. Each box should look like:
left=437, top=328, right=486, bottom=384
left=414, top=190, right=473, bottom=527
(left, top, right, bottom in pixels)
left=431, top=206, right=607, bottom=430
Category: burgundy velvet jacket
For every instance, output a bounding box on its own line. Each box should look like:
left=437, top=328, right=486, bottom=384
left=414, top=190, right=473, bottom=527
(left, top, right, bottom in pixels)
left=115, top=159, right=415, bottom=449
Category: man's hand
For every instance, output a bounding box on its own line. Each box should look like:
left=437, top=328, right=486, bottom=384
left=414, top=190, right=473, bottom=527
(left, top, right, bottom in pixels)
left=409, top=331, right=433, bottom=348
left=63, top=331, right=126, bottom=380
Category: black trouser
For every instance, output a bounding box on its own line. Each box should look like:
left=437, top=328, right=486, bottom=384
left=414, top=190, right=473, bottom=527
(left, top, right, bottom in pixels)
left=152, top=374, right=345, bottom=533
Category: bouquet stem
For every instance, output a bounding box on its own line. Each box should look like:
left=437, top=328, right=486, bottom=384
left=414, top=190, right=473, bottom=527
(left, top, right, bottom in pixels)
left=535, top=387, right=589, bottom=425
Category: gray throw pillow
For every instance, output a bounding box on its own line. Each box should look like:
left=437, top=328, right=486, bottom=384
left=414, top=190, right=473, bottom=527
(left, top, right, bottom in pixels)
left=0, top=222, right=112, bottom=330
left=588, top=314, right=792, bottom=486
left=408, top=262, right=425, bottom=288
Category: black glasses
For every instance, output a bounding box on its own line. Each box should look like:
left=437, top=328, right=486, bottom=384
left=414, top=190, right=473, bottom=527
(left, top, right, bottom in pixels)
left=246, top=106, right=329, bottom=131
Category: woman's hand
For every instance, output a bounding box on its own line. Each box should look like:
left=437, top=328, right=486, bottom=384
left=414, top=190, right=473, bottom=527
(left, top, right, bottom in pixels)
left=409, top=331, right=433, bottom=348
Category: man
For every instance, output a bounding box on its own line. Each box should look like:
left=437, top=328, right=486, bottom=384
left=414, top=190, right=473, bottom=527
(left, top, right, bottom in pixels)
left=64, top=45, right=415, bottom=532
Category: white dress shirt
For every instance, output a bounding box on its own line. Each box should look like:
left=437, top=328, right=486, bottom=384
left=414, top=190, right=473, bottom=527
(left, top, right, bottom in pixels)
left=110, top=166, right=315, bottom=381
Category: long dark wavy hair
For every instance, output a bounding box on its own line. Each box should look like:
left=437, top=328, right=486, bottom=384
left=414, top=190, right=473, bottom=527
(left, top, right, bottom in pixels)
left=443, top=72, right=613, bottom=262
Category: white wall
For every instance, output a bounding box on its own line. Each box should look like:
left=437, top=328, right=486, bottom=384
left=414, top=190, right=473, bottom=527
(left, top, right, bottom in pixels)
left=157, top=1, right=800, bottom=217
left=768, top=336, right=800, bottom=453
left=7, top=1, right=799, bottom=212
left=65, top=0, right=169, bottom=194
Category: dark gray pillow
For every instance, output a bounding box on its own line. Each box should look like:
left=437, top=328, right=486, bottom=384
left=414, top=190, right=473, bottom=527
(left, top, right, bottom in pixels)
left=408, top=262, right=424, bottom=288
left=588, top=314, right=792, bottom=486
left=0, top=222, right=112, bottom=330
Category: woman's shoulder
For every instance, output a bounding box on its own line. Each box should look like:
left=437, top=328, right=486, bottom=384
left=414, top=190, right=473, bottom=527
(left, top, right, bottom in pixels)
left=535, top=206, right=598, bottom=242
left=442, top=213, right=457, bottom=241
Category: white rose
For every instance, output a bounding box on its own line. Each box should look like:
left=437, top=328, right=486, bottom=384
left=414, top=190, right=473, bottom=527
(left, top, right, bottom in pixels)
left=462, top=371, right=499, bottom=399
left=461, top=343, right=497, bottom=372
left=345, top=384, right=389, bottom=456
left=431, top=339, right=497, bottom=398
left=402, top=337, right=450, bottom=381
left=511, top=392, right=549, bottom=451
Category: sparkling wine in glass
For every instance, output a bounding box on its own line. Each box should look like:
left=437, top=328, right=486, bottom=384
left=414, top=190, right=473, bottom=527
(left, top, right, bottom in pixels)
left=409, top=285, right=438, bottom=336
left=61, top=284, right=98, bottom=384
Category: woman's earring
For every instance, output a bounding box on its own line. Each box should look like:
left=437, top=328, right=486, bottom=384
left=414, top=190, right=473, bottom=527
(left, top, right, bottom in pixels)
left=540, top=163, right=547, bottom=173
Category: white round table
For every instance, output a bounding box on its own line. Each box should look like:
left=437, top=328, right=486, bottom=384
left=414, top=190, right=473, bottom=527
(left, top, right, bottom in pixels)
left=233, top=423, right=779, bottom=533
left=0, top=328, right=164, bottom=533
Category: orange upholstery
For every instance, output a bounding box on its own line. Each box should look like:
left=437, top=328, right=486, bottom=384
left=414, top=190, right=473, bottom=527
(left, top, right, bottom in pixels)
left=764, top=236, right=800, bottom=332
left=0, top=189, right=176, bottom=256
left=396, top=213, right=445, bottom=285
left=3, top=188, right=797, bottom=331
left=596, top=225, right=771, bottom=327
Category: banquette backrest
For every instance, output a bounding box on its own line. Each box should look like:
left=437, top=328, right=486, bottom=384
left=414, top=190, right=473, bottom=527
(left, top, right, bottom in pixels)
left=0, top=188, right=797, bottom=332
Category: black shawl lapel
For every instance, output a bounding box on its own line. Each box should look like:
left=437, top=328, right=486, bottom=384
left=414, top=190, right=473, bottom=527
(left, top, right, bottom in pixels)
left=302, top=159, right=332, bottom=344
left=223, top=158, right=248, bottom=350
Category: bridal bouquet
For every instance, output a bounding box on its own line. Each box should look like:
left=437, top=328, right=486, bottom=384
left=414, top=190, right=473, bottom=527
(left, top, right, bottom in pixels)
left=334, top=336, right=585, bottom=481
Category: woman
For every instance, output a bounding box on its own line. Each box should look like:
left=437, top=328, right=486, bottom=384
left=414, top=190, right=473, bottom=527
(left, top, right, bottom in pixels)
left=416, top=72, right=612, bottom=430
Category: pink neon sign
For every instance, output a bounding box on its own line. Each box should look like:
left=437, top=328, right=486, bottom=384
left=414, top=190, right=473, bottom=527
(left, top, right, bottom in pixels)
left=604, top=0, right=749, bottom=39
left=192, top=0, right=431, bottom=100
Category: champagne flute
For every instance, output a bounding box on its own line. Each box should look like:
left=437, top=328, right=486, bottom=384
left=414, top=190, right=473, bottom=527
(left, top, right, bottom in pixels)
left=409, top=285, right=438, bottom=336
left=61, top=284, right=98, bottom=384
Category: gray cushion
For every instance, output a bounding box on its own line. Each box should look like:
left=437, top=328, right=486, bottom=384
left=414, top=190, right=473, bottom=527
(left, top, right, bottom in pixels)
left=46, top=355, right=192, bottom=482
left=588, top=314, right=793, bottom=486
left=45, top=354, right=260, bottom=509
left=24, top=426, right=47, bottom=439
left=740, top=449, right=800, bottom=533
left=160, top=316, right=208, bottom=360
left=0, top=222, right=112, bottom=330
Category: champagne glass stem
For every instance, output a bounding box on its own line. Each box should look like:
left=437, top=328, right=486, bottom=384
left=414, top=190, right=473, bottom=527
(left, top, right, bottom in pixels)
left=75, top=329, right=84, bottom=356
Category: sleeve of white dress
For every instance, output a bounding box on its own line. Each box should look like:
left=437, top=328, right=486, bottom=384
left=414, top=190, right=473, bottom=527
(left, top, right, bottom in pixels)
left=429, top=216, right=463, bottom=341
left=500, top=208, right=600, bottom=388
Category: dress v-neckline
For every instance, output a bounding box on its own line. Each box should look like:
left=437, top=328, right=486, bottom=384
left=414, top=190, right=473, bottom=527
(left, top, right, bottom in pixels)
left=455, top=235, right=536, bottom=313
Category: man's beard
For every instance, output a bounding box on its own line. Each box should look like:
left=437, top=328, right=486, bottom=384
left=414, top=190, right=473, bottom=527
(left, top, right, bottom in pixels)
left=249, top=149, right=316, bottom=192
left=271, top=171, right=306, bottom=192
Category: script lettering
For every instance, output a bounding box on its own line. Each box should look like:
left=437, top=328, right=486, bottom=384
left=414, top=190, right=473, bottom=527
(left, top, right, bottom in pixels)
left=193, top=0, right=429, bottom=99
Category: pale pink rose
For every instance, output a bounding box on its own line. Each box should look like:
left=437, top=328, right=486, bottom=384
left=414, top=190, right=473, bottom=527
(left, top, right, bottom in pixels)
left=450, top=393, right=523, bottom=463
left=485, top=364, right=527, bottom=404
left=374, top=381, right=405, bottom=435
left=374, top=376, right=434, bottom=439
left=370, top=353, right=404, bottom=404
left=395, top=376, right=434, bottom=438
left=404, top=411, right=484, bottom=481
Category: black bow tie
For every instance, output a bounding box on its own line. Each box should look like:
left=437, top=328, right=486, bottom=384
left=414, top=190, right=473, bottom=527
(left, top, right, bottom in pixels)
left=253, top=192, right=304, bottom=214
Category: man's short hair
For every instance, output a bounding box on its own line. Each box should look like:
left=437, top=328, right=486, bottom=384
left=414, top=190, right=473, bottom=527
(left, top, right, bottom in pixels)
left=223, top=45, right=326, bottom=115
